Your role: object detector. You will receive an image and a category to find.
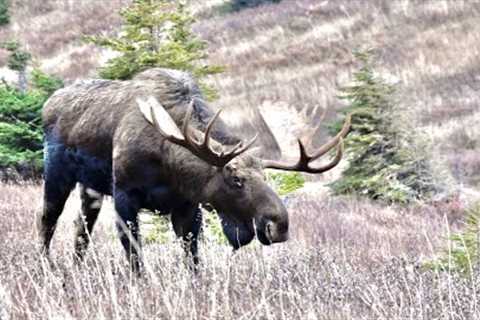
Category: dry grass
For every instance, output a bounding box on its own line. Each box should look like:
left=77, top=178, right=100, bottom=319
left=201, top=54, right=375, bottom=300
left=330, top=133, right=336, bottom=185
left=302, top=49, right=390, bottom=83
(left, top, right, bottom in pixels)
left=0, top=182, right=478, bottom=319
left=0, top=0, right=127, bottom=80
left=194, top=0, right=480, bottom=182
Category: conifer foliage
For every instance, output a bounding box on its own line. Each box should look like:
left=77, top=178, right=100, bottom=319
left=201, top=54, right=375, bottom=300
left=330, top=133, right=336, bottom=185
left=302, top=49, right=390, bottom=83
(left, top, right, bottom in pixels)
left=0, top=0, right=9, bottom=26
left=0, top=41, right=63, bottom=179
left=87, top=0, right=223, bottom=99
left=329, top=50, right=437, bottom=203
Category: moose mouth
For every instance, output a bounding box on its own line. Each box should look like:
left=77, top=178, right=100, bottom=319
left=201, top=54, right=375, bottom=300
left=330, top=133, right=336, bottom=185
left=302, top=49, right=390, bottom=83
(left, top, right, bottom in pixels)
left=218, top=212, right=272, bottom=248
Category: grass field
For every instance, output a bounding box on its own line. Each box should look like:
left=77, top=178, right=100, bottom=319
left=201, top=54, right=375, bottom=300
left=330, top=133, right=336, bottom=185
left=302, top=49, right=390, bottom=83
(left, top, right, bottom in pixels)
left=1, top=0, right=480, bottom=319
left=0, top=183, right=477, bottom=319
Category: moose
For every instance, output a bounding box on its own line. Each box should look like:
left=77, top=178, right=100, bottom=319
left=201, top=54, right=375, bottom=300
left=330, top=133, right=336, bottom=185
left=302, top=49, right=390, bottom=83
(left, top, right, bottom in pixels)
left=40, top=68, right=350, bottom=271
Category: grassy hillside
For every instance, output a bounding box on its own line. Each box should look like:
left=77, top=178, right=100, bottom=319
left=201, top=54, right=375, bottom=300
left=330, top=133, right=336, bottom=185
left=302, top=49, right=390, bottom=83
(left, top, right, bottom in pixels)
left=1, top=0, right=479, bottom=186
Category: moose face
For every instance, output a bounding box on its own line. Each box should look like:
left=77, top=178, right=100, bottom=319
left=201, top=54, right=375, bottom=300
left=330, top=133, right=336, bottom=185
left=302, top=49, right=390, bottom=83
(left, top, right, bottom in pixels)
left=205, top=157, right=289, bottom=248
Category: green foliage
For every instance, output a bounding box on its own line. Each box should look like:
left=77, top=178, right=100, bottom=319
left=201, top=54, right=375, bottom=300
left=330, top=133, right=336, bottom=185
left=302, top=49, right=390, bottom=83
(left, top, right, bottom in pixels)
left=86, top=0, right=223, bottom=100
left=31, top=69, right=64, bottom=96
left=268, top=171, right=305, bottom=196
left=0, top=70, right=63, bottom=177
left=329, top=49, right=437, bottom=204
left=143, top=215, right=175, bottom=244
left=202, top=208, right=228, bottom=245
left=0, top=0, right=9, bottom=26
left=1, top=41, right=31, bottom=72
left=430, top=203, right=480, bottom=275
left=142, top=208, right=228, bottom=245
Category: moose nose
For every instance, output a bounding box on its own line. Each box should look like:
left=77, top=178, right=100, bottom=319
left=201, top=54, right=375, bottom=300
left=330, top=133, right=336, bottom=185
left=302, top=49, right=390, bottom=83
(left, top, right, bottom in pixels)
left=266, top=220, right=289, bottom=243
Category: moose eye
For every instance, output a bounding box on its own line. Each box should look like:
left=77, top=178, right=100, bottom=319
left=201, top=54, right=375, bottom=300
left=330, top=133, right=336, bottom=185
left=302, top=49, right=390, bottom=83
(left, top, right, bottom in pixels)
left=232, top=176, right=243, bottom=189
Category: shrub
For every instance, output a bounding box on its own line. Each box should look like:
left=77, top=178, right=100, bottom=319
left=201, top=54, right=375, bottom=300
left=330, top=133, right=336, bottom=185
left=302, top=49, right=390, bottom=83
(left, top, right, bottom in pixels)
left=0, top=70, right=63, bottom=179
left=86, top=0, right=223, bottom=100
left=1, top=41, right=31, bottom=93
left=0, top=0, right=9, bottom=26
left=267, top=171, right=305, bottom=196
left=328, top=49, right=438, bottom=204
left=430, top=202, right=480, bottom=275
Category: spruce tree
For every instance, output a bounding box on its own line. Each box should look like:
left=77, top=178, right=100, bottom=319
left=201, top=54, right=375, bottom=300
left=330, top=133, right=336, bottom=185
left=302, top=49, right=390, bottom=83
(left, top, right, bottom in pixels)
left=0, top=41, right=63, bottom=179
left=1, top=41, right=31, bottom=93
left=86, top=0, right=223, bottom=99
left=329, top=50, right=437, bottom=203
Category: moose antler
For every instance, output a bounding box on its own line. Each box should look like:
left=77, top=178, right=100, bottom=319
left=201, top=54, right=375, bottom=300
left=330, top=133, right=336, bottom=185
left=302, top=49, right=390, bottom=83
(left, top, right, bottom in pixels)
left=261, top=114, right=351, bottom=174
left=148, top=99, right=258, bottom=167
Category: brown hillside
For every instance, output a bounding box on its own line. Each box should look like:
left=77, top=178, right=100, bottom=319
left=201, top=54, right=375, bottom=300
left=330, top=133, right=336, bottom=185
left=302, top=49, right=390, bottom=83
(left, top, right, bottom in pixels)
left=0, top=0, right=479, bottom=185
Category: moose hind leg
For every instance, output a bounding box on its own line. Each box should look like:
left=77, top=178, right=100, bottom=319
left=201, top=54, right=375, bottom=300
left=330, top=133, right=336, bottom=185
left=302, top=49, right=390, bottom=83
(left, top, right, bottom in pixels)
left=114, top=188, right=143, bottom=274
left=74, top=185, right=103, bottom=260
left=171, top=202, right=202, bottom=266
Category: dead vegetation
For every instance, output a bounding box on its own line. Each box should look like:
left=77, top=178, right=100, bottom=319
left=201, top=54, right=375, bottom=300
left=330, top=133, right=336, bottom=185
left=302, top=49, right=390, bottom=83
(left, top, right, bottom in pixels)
left=0, top=183, right=476, bottom=319
left=1, top=1, right=479, bottom=183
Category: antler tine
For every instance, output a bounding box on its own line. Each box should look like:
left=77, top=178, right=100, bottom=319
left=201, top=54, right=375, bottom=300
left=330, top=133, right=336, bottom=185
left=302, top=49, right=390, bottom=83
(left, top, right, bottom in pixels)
left=227, top=133, right=258, bottom=158
left=310, top=113, right=351, bottom=159
left=261, top=114, right=351, bottom=174
left=150, top=106, right=184, bottom=144
left=202, top=108, right=223, bottom=150
left=183, top=100, right=196, bottom=144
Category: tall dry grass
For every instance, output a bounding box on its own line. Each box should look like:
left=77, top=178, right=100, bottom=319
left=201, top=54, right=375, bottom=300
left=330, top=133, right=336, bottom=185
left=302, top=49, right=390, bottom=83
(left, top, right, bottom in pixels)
left=0, top=182, right=477, bottom=319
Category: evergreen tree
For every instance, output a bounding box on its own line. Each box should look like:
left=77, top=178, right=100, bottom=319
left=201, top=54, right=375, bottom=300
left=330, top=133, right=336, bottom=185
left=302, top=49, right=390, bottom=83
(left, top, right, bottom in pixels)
left=329, top=50, right=437, bottom=203
left=1, top=41, right=31, bottom=93
left=86, top=0, right=223, bottom=99
left=0, top=0, right=9, bottom=26
left=0, top=41, right=63, bottom=179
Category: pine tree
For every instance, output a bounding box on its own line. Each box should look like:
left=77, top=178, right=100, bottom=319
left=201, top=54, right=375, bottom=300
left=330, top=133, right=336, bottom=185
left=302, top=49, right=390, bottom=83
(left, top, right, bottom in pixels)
left=86, top=0, right=223, bottom=99
left=0, top=0, right=9, bottom=26
left=1, top=41, right=31, bottom=93
left=329, top=50, right=437, bottom=203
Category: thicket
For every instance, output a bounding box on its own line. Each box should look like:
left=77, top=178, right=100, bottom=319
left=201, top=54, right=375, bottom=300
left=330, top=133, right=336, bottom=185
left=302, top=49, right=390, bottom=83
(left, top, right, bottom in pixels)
left=86, top=0, right=223, bottom=100
left=329, top=50, right=437, bottom=204
left=0, top=0, right=9, bottom=26
left=0, top=41, right=63, bottom=179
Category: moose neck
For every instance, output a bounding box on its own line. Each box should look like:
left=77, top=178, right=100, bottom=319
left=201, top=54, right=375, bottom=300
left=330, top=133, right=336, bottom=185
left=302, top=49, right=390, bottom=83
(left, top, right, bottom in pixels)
left=162, top=144, right=218, bottom=203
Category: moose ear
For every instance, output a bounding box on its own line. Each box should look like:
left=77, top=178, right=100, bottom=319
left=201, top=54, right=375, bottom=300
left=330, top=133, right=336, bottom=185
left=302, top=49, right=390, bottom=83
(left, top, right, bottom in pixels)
left=136, top=96, right=184, bottom=140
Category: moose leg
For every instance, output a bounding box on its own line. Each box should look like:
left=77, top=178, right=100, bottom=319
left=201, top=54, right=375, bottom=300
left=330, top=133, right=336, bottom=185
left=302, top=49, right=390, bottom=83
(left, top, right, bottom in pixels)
left=114, top=188, right=143, bottom=274
left=74, top=185, right=103, bottom=260
left=39, top=147, right=76, bottom=256
left=171, top=202, right=202, bottom=266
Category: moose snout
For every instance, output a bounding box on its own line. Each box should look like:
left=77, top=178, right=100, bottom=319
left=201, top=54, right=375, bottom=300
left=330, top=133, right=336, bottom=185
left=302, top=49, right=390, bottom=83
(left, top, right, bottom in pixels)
left=265, top=220, right=289, bottom=243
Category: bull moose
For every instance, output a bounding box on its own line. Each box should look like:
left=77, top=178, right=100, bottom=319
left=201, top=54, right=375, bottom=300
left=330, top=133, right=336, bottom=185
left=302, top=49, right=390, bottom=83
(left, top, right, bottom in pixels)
left=40, top=68, right=350, bottom=271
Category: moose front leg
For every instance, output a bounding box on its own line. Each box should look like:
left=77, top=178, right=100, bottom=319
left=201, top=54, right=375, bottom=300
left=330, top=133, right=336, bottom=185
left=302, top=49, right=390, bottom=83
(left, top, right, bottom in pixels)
left=114, top=188, right=143, bottom=274
left=171, top=202, right=202, bottom=267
